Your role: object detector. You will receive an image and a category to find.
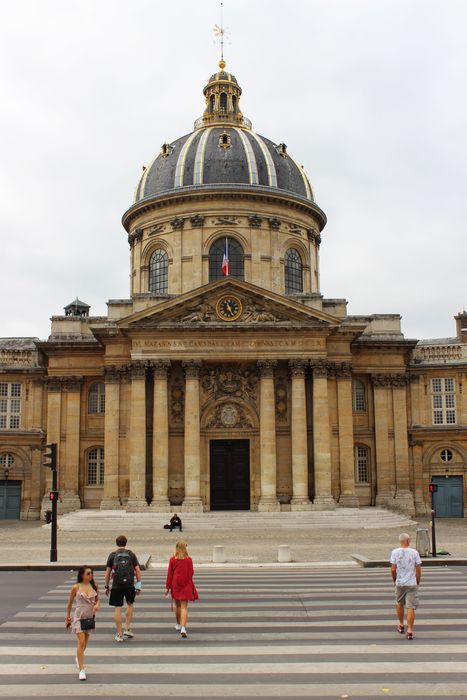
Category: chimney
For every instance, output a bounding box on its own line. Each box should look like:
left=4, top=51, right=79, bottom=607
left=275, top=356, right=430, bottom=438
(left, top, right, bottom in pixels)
left=454, top=310, right=467, bottom=342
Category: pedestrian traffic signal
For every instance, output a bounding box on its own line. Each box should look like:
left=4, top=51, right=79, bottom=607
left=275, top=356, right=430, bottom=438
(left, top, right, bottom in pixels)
left=429, top=483, right=438, bottom=493
left=42, top=443, right=57, bottom=470
left=49, top=490, right=59, bottom=502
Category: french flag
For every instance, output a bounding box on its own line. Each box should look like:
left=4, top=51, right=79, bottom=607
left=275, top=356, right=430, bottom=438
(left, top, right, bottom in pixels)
left=221, top=237, right=230, bottom=276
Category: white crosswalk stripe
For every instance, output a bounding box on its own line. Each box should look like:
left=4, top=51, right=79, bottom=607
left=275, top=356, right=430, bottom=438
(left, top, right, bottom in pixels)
left=0, top=566, right=466, bottom=698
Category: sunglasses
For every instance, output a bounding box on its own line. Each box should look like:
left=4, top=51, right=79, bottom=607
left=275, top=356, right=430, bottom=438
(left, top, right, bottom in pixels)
left=84, top=571, right=93, bottom=577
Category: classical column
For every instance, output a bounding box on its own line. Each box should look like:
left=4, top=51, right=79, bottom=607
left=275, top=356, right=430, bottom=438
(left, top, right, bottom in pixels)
left=412, top=441, right=427, bottom=515
left=392, top=375, right=415, bottom=515
left=126, top=361, right=148, bottom=511
left=372, top=374, right=394, bottom=505
left=336, top=364, right=359, bottom=507
left=101, top=366, right=122, bottom=510
left=257, top=360, right=280, bottom=511
left=41, top=378, right=62, bottom=516
left=311, top=361, right=335, bottom=509
left=151, top=360, right=171, bottom=511
left=61, top=377, right=83, bottom=513
left=182, top=361, right=203, bottom=512
left=289, top=359, right=311, bottom=510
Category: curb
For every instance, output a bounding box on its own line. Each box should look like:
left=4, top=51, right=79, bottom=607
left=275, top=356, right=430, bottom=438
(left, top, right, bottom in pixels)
left=352, top=553, right=467, bottom=567
left=0, top=554, right=152, bottom=572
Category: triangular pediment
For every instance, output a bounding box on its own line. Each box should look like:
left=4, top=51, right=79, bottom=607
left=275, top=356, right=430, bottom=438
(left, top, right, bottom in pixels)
left=117, top=278, right=341, bottom=329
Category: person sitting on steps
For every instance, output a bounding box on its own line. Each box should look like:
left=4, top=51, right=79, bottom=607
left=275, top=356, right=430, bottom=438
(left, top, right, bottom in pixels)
left=169, top=513, right=183, bottom=532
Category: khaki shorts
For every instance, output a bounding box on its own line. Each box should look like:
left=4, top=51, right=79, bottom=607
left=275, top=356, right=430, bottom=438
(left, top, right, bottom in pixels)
left=396, top=585, right=419, bottom=609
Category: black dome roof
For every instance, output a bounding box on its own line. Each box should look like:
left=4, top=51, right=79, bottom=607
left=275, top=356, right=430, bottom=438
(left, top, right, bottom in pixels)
left=135, top=127, right=314, bottom=203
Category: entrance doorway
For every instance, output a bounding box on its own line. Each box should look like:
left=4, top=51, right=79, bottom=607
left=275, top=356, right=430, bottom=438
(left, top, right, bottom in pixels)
left=432, top=476, right=464, bottom=517
left=210, top=439, right=250, bottom=510
left=0, top=480, right=21, bottom=520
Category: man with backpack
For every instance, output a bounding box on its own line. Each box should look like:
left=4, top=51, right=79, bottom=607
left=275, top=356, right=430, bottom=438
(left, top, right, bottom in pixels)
left=104, top=535, right=142, bottom=642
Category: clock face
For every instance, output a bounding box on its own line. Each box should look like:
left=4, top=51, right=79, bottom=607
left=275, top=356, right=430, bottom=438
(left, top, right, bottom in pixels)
left=216, top=295, right=243, bottom=321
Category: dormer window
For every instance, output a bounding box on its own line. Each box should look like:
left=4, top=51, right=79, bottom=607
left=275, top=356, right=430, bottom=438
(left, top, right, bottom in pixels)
left=160, top=143, right=173, bottom=158
left=276, top=142, right=288, bottom=157
left=218, top=131, right=231, bottom=149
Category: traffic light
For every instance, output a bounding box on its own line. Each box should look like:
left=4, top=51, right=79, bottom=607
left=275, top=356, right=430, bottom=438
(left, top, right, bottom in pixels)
left=49, top=490, right=59, bottom=502
left=42, top=443, right=57, bottom=470
left=429, top=483, right=438, bottom=493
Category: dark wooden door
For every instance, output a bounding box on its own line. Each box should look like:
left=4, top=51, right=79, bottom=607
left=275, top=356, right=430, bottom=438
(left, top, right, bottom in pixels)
left=210, top=440, right=250, bottom=510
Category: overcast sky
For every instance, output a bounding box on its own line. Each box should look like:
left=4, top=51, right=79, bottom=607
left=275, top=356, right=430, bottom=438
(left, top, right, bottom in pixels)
left=1, top=0, right=466, bottom=341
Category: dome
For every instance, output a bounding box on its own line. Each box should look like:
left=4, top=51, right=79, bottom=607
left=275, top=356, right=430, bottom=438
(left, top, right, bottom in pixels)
left=134, top=60, right=314, bottom=204
left=135, top=127, right=314, bottom=202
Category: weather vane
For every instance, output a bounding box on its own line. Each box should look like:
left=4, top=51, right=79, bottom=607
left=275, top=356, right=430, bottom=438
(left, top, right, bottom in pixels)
left=213, top=1, right=229, bottom=67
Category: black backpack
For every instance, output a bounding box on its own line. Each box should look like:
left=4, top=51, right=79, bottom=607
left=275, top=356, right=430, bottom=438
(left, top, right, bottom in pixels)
left=112, top=549, right=135, bottom=587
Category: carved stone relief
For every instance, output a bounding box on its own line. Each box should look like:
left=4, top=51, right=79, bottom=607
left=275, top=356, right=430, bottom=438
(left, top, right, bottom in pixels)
left=169, top=374, right=185, bottom=424
left=201, top=364, right=258, bottom=409
left=205, top=402, right=254, bottom=429
left=211, top=216, right=239, bottom=225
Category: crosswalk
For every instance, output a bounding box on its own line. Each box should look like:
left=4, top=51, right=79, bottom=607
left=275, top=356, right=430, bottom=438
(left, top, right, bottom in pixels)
left=0, top=565, right=467, bottom=697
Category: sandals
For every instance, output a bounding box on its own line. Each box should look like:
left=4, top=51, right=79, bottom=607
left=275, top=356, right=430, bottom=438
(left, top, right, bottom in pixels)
left=397, top=625, right=405, bottom=634
left=406, top=632, right=414, bottom=640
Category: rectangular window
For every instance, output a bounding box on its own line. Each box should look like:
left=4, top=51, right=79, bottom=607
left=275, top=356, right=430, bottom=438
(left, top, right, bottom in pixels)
left=0, top=383, right=22, bottom=430
left=355, top=445, right=370, bottom=484
left=431, top=378, right=456, bottom=425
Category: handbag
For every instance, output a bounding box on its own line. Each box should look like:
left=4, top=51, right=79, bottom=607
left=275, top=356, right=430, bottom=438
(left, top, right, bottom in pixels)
left=80, top=617, right=95, bottom=631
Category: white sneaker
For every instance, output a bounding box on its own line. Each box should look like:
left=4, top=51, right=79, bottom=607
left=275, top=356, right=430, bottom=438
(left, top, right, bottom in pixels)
left=78, top=669, right=87, bottom=681
left=115, top=633, right=124, bottom=643
left=174, top=623, right=181, bottom=631
left=123, top=629, right=134, bottom=639
left=181, top=626, right=187, bottom=638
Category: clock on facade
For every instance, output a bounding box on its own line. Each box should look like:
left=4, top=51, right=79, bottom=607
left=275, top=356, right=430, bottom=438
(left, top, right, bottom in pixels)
left=216, top=295, right=243, bottom=321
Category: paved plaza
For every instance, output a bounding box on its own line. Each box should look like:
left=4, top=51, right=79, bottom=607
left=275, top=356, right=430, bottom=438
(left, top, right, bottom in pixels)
left=0, top=566, right=466, bottom=698
left=0, top=510, right=466, bottom=565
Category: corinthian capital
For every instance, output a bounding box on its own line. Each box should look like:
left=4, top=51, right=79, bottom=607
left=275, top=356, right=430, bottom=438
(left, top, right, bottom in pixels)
left=182, top=360, right=202, bottom=378
left=288, top=359, right=307, bottom=377
left=257, top=359, right=277, bottom=378
left=311, top=360, right=329, bottom=378
left=151, top=359, right=171, bottom=379
left=129, top=361, right=147, bottom=379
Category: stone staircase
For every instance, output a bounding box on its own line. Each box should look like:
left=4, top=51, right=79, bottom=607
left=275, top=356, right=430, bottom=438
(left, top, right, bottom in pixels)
left=54, top=507, right=416, bottom=532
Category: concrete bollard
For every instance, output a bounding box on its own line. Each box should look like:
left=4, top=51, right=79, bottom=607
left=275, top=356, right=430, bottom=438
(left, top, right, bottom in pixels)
left=278, top=545, right=292, bottom=563
left=416, top=528, right=430, bottom=557
left=212, top=545, right=226, bottom=563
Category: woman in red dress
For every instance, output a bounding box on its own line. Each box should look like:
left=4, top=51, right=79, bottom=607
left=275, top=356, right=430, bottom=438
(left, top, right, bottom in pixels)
left=165, top=540, right=199, bottom=638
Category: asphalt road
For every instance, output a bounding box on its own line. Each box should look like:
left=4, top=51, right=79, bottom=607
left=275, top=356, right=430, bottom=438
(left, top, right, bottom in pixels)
left=0, top=571, right=71, bottom=625
left=0, top=566, right=466, bottom=699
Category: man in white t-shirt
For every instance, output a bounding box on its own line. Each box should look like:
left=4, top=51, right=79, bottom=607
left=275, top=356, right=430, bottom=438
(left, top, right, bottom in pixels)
left=390, top=533, right=422, bottom=640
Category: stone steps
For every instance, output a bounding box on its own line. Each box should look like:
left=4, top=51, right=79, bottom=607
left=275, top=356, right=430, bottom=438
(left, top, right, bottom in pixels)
left=54, top=508, right=416, bottom=532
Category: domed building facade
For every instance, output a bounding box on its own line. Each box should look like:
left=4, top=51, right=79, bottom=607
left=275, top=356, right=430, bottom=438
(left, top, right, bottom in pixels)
left=1, top=62, right=466, bottom=520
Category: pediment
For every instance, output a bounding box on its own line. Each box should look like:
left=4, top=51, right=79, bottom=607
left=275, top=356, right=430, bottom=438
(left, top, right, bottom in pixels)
left=117, top=278, right=341, bottom=329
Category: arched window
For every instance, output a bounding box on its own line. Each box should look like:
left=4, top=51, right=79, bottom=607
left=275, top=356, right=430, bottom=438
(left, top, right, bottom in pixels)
left=354, top=445, right=370, bottom=484
left=0, top=453, right=14, bottom=470
left=209, top=237, right=244, bottom=282
left=88, top=382, right=105, bottom=414
left=86, top=447, right=104, bottom=486
left=209, top=94, right=215, bottom=113
left=219, top=92, right=228, bottom=113
left=284, top=248, right=303, bottom=294
left=352, top=379, right=366, bottom=412
left=232, top=95, right=237, bottom=112
left=149, top=248, right=168, bottom=294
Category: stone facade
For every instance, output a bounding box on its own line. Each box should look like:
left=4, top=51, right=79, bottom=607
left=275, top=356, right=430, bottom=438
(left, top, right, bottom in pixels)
left=1, top=62, right=466, bottom=519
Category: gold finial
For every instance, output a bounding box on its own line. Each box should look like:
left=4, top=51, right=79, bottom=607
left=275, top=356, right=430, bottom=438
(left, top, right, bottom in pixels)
left=213, top=2, right=228, bottom=66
